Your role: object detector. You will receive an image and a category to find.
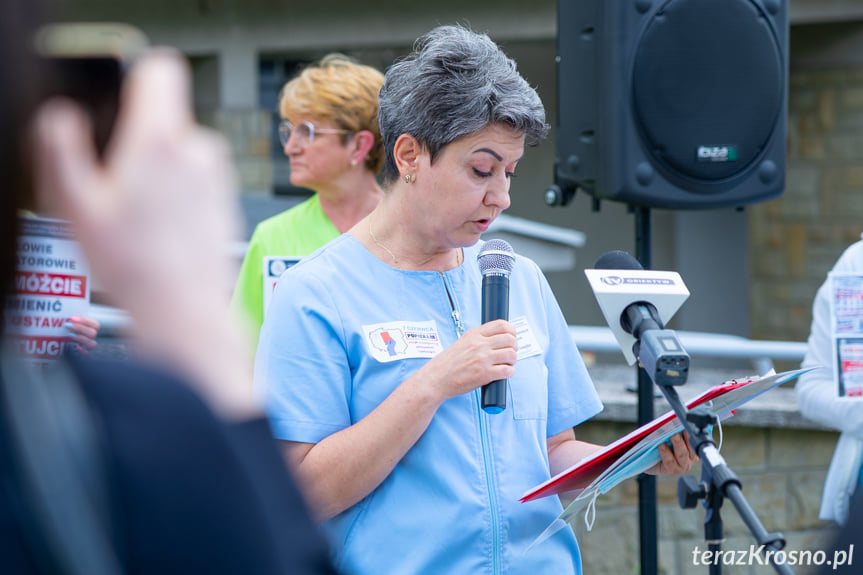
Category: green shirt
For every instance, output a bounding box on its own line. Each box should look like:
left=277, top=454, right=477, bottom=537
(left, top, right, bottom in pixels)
left=231, top=195, right=340, bottom=352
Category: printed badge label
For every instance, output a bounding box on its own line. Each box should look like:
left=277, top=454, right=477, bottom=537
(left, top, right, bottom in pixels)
left=512, top=316, right=543, bottom=361
left=363, top=320, right=443, bottom=363
left=262, top=256, right=300, bottom=318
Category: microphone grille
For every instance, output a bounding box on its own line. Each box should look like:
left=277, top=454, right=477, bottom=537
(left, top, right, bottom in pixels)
left=594, top=250, right=643, bottom=271
left=478, top=239, right=515, bottom=276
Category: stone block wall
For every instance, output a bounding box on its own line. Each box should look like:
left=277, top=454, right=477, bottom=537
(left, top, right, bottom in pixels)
left=570, top=420, right=840, bottom=575
left=749, top=65, right=863, bottom=342
left=198, top=108, right=274, bottom=195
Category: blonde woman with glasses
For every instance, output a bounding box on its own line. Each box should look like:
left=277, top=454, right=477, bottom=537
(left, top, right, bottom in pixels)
left=232, top=54, right=384, bottom=351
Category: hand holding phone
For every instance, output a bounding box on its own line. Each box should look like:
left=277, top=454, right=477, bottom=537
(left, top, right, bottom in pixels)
left=33, top=51, right=259, bottom=419
left=34, top=22, right=148, bottom=158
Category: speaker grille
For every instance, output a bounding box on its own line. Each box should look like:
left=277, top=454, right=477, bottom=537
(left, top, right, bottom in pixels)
left=631, top=0, right=784, bottom=185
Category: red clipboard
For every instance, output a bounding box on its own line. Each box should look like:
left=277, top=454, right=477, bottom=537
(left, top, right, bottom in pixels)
left=520, top=369, right=809, bottom=503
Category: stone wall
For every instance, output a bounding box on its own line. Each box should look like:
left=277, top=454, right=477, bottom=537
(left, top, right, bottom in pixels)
left=749, top=65, right=863, bottom=342
left=566, top=365, right=843, bottom=575
left=571, top=421, right=838, bottom=575
left=198, top=108, right=274, bottom=195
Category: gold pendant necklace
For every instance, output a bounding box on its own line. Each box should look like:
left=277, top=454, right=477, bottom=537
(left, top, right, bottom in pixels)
left=368, top=213, right=462, bottom=269
left=368, top=212, right=400, bottom=265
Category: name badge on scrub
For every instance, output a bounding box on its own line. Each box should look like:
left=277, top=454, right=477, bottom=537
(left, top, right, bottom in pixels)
left=513, top=316, right=543, bottom=361
left=363, top=320, right=444, bottom=363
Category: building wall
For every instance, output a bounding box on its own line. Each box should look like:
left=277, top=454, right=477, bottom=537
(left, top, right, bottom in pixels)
left=750, top=21, right=863, bottom=343
left=59, top=0, right=863, bottom=346
left=54, top=0, right=751, bottom=335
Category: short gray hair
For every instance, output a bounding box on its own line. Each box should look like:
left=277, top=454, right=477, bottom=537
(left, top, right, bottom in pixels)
left=378, top=24, right=550, bottom=185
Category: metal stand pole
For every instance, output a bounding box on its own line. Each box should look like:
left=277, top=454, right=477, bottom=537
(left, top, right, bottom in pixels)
left=635, top=206, right=658, bottom=575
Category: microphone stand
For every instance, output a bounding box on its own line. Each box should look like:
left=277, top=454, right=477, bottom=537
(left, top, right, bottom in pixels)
left=634, top=205, right=659, bottom=575
left=630, top=205, right=788, bottom=573
left=653, top=382, right=793, bottom=575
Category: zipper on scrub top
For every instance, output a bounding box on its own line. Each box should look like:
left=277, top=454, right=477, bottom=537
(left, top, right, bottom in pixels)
left=477, top=395, right=502, bottom=574
left=437, top=272, right=502, bottom=573
left=438, top=272, right=464, bottom=337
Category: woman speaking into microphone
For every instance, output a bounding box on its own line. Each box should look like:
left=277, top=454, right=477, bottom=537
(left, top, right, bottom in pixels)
left=255, top=24, right=697, bottom=574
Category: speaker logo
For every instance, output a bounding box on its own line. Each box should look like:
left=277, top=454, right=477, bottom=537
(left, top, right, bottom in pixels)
left=696, top=145, right=738, bottom=163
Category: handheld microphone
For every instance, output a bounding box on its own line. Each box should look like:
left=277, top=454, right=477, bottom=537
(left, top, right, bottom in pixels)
left=477, top=239, right=515, bottom=414
left=590, top=250, right=691, bottom=387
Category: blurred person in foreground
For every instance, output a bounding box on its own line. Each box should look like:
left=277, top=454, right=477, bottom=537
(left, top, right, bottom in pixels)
left=0, top=3, right=337, bottom=574
left=256, top=24, right=697, bottom=574
left=816, top=490, right=863, bottom=574
left=231, top=54, right=384, bottom=352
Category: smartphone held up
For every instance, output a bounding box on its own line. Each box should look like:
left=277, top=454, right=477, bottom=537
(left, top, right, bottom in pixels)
left=34, top=22, right=148, bottom=158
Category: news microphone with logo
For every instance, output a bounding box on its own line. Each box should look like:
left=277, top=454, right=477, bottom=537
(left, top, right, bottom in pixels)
left=593, top=250, right=690, bottom=387
left=477, top=239, right=515, bottom=413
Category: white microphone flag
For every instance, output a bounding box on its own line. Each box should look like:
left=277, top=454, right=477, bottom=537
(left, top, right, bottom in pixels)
left=584, top=268, right=690, bottom=365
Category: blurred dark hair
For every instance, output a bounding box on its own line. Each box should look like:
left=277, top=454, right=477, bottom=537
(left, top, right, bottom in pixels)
left=0, top=0, right=49, bottom=333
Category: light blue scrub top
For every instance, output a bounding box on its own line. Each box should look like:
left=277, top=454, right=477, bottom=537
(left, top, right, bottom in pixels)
left=256, top=235, right=603, bottom=575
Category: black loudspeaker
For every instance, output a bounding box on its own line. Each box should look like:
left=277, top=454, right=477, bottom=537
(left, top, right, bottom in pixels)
left=551, top=0, right=788, bottom=209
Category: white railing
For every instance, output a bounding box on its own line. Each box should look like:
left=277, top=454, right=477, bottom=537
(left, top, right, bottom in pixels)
left=90, top=303, right=806, bottom=373
left=570, top=325, right=808, bottom=373
left=91, top=214, right=806, bottom=371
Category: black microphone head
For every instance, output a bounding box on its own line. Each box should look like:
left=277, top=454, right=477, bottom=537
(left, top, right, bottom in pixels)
left=478, top=239, right=515, bottom=277
left=594, top=250, right=644, bottom=271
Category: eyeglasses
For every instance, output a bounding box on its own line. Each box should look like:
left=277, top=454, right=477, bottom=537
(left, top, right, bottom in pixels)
left=278, top=120, right=350, bottom=148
